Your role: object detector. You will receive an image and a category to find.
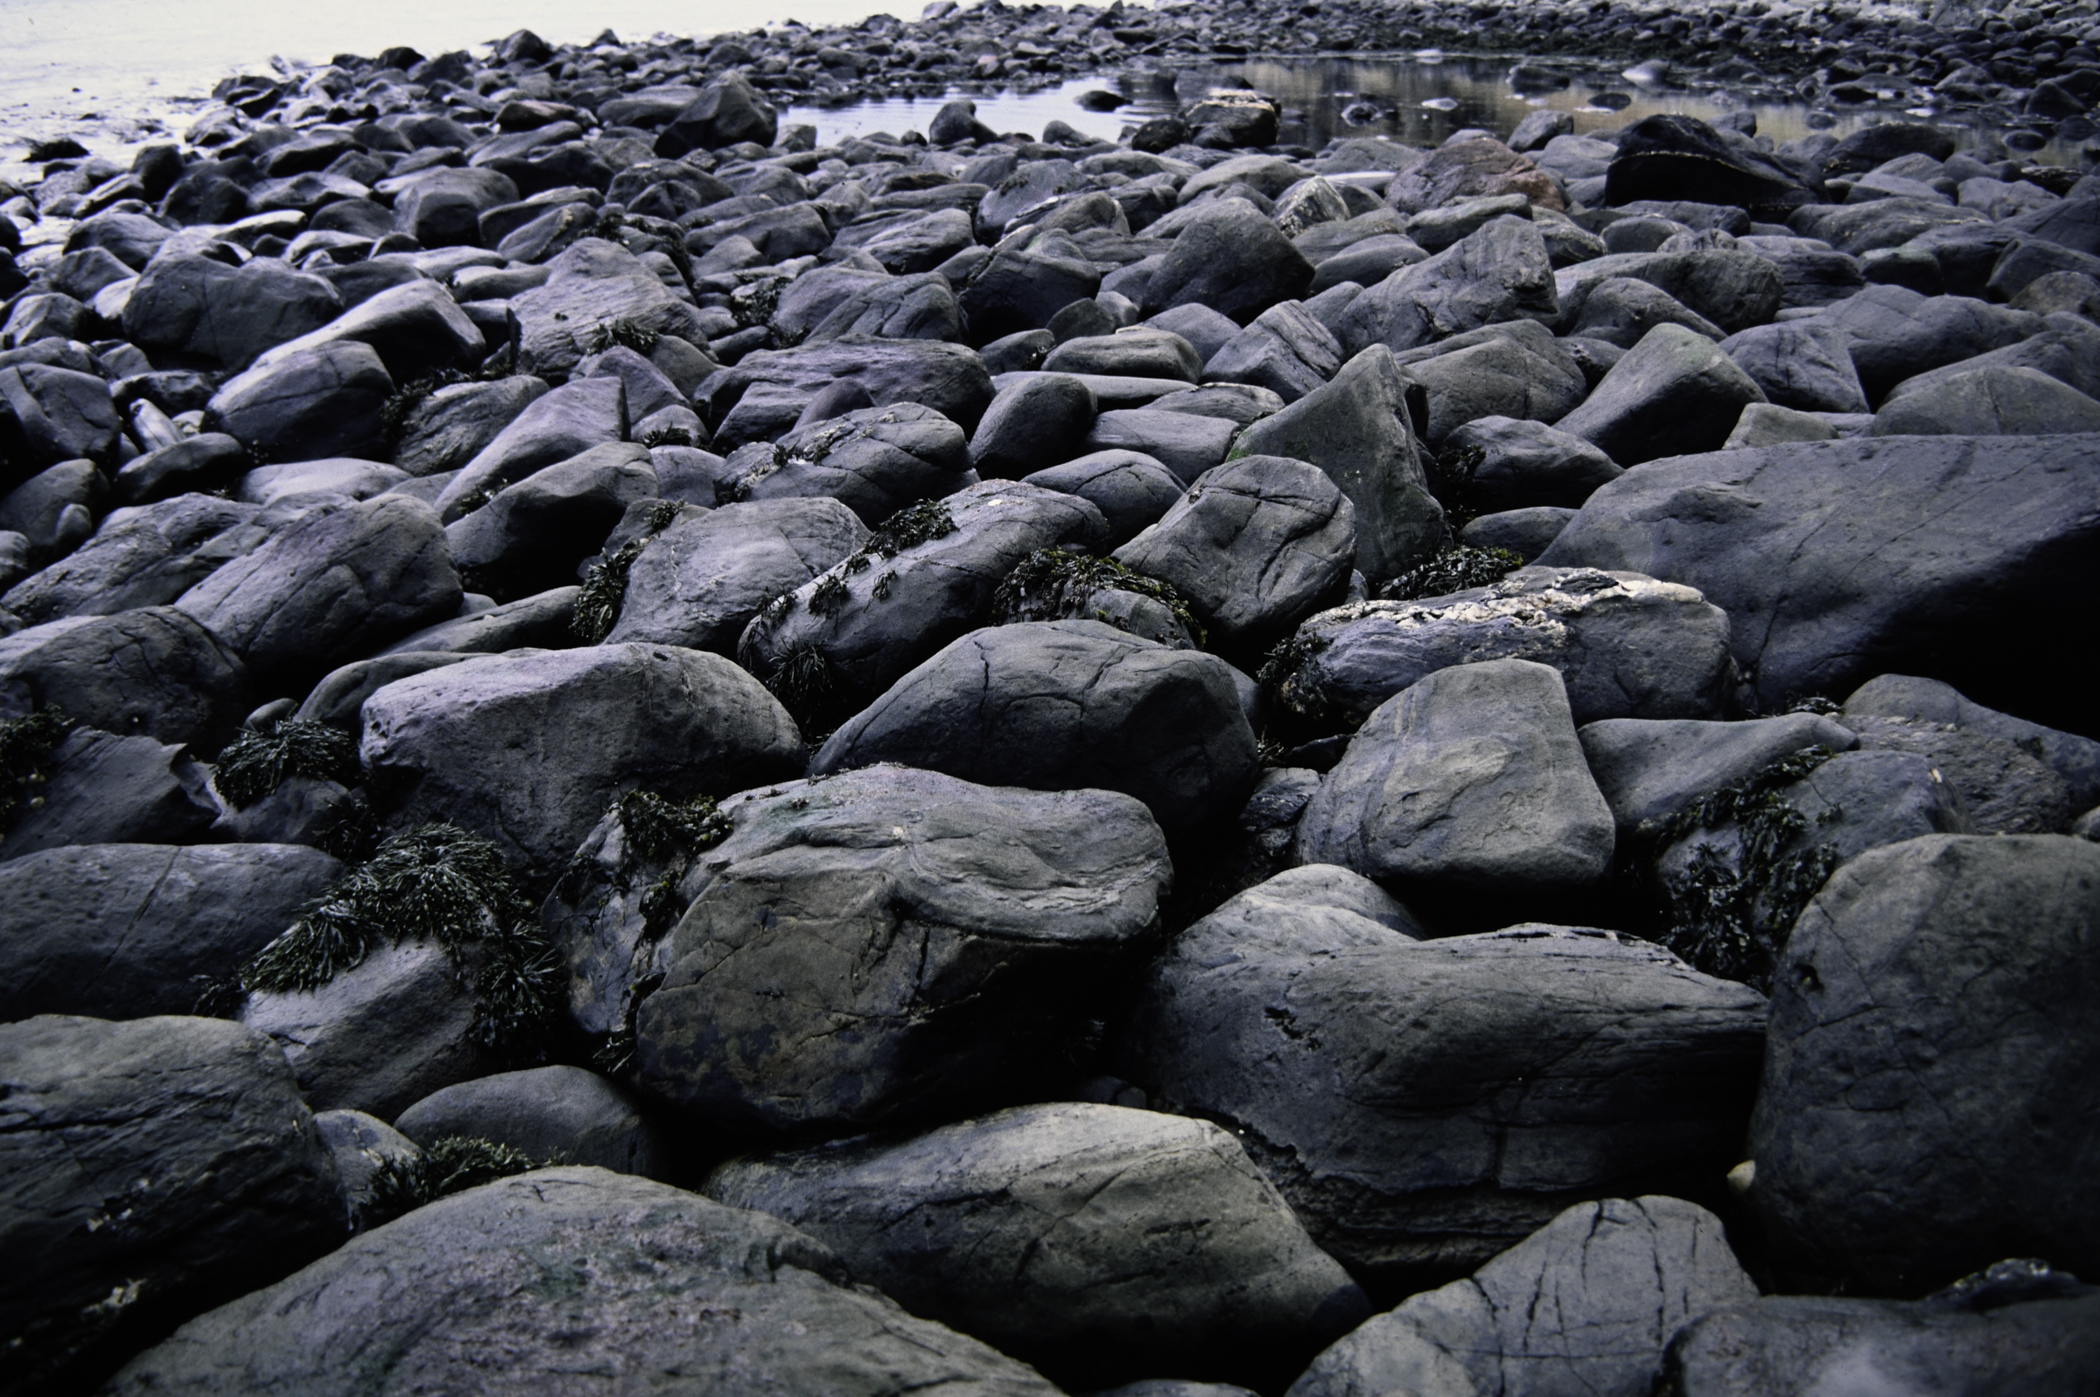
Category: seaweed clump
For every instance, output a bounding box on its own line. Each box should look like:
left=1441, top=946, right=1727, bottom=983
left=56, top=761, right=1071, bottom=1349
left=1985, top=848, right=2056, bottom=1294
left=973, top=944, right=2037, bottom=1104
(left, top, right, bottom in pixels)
left=1422, top=440, right=1487, bottom=532
left=1376, top=544, right=1525, bottom=602
left=1655, top=746, right=1844, bottom=991
left=571, top=500, right=687, bottom=643
left=0, top=708, right=74, bottom=833
left=586, top=317, right=659, bottom=355
left=638, top=425, right=695, bottom=449
left=1254, top=629, right=1334, bottom=736
left=991, top=547, right=1206, bottom=644
left=378, top=368, right=470, bottom=448
left=212, top=718, right=362, bottom=809
left=238, top=823, right=561, bottom=1054
left=362, top=1135, right=560, bottom=1229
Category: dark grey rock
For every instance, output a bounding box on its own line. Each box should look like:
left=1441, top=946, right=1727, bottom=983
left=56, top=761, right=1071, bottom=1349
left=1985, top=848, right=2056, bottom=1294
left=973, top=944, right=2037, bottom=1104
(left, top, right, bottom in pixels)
left=391, top=376, right=552, bottom=478
left=1751, top=834, right=2100, bottom=1292
left=292, top=652, right=475, bottom=730
left=1295, top=658, right=1615, bottom=898
left=1879, top=315, right=2100, bottom=408
left=1579, top=713, right=1861, bottom=840
left=634, top=766, right=1170, bottom=1132
left=0, top=843, right=340, bottom=1021
left=1113, top=455, right=1355, bottom=655
left=207, top=340, right=395, bottom=463
left=122, top=254, right=344, bottom=371
left=1083, top=407, right=1239, bottom=485
left=812, top=620, right=1259, bottom=835
left=394, top=1065, right=667, bottom=1177
left=360, top=643, right=803, bottom=878
left=1232, top=345, right=1445, bottom=582
left=1818, top=284, right=2040, bottom=401
left=969, top=374, right=1099, bottom=480
left=1336, top=216, right=1559, bottom=356
left=1553, top=324, right=1768, bottom=465
left=1142, top=200, right=1315, bottom=326
left=0, top=605, right=251, bottom=749
left=1021, top=449, right=1184, bottom=548
left=1872, top=364, right=2100, bottom=436
left=1662, top=1282, right=2100, bottom=1397
left=247, top=278, right=484, bottom=384
left=1569, top=275, right=1724, bottom=348
left=434, top=376, right=627, bottom=521
left=1842, top=672, right=2100, bottom=811
left=1460, top=506, right=1576, bottom=561
left=1535, top=434, right=2100, bottom=728
left=958, top=229, right=1103, bottom=345
left=0, top=1014, right=344, bottom=1395
left=311, top=1109, right=419, bottom=1227
left=731, top=403, right=971, bottom=525
left=1289, top=1197, right=1758, bottom=1397
left=0, top=728, right=220, bottom=861
left=112, top=432, right=250, bottom=505
left=1122, top=873, right=1767, bottom=1288
left=609, top=498, right=867, bottom=654
left=1276, top=567, right=1736, bottom=732
left=446, top=442, right=657, bottom=598
left=702, top=337, right=994, bottom=451
left=1045, top=329, right=1203, bottom=384
left=737, top=480, right=1107, bottom=713
left=510, top=239, right=710, bottom=382
left=1204, top=302, right=1343, bottom=404
left=378, top=587, right=582, bottom=657
left=0, top=364, right=122, bottom=478
left=177, top=495, right=462, bottom=688
left=239, top=939, right=499, bottom=1119
left=1444, top=416, right=1622, bottom=511
left=1718, top=319, right=1870, bottom=414
left=1391, top=323, right=1589, bottom=448
left=706, top=1102, right=1366, bottom=1392
left=105, top=1167, right=1065, bottom=1397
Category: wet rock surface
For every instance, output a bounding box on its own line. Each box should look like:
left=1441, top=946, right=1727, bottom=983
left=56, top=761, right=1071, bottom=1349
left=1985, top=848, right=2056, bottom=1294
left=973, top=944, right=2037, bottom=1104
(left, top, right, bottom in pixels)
left=6, top=6, right=2100, bottom=1393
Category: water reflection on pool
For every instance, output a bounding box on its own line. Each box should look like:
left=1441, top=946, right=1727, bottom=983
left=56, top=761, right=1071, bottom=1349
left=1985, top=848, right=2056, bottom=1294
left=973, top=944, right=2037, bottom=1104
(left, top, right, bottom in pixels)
left=788, top=52, right=2090, bottom=168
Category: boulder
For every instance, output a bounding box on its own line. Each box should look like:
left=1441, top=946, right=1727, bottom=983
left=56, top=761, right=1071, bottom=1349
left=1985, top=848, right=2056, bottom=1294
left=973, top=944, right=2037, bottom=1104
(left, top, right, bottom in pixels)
left=1442, top=416, right=1622, bottom=510
left=0, top=606, right=251, bottom=750
left=1535, top=434, right=2100, bottom=730
left=0, top=1014, right=344, bottom=1394
left=812, top=621, right=1259, bottom=834
left=1604, top=115, right=1815, bottom=218
left=728, top=402, right=972, bottom=526
left=113, top=432, right=250, bottom=504
left=0, top=728, right=220, bottom=860
left=970, top=373, right=1099, bottom=478
left=510, top=239, right=711, bottom=382
left=1818, top=284, right=2039, bottom=401
left=1568, top=275, right=1724, bottom=348
left=360, top=643, right=804, bottom=877
left=633, top=766, right=1171, bottom=1132
left=1752, top=835, right=2100, bottom=1292
left=311, top=1109, right=418, bottom=1227
left=121, top=255, right=344, bottom=371
left=1579, top=713, right=1862, bottom=840
left=1232, top=345, right=1445, bottom=582
left=393, top=1065, right=667, bottom=1177
left=0, top=494, right=260, bottom=625
left=1841, top=672, right=2100, bottom=811
left=1290, top=1197, right=1758, bottom=1397
left=239, top=939, right=499, bottom=1119
left=1336, top=217, right=1559, bottom=356
left=701, top=337, right=995, bottom=450
left=0, top=364, right=122, bottom=477
left=608, top=498, right=868, bottom=654
left=655, top=74, right=780, bottom=155
left=1872, top=364, right=2100, bottom=437
left=706, top=1103, right=1367, bottom=1392
left=391, top=377, right=554, bottom=479
left=387, top=166, right=520, bottom=248
left=1121, top=872, right=1767, bottom=1287
left=1552, top=324, right=1768, bottom=465
left=1113, top=455, right=1356, bottom=655
left=1203, top=302, right=1343, bottom=404
left=1295, top=658, right=1616, bottom=900
left=1662, top=1278, right=2100, bottom=1397
left=958, top=229, right=1103, bottom=345
left=434, top=376, right=628, bottom=520
left=0, top=843, right=340, bottom=1021
left=1460, top=506, right=1575, bottom=562
left=1718, top=319, right=1870, bottom=414
left=1141, top=201, right=1315, bottom=325
left=804, top=272, right=963, bottom=345
left=1272, top=567, right=1736, bottom=732
left=1082, top=408, right=1239, bottom=485
left=1388, top=321, right=1588, bottom=446
left=445, top=442, right=658, bottom=598
left=246, top=277, right=484, bottom=383
left=737, top=481, right=1107, bottom=720
left=1385, top=139, right=1562, bottom=215
left=177, top=495, right=462, bottom=688
left=292, top=652, right=476, bottom=730
left=207, top=340, right=394, bottom=463
left=105, top=1168, right=1065, bottom=1397
left=1022, top=450, right=1185, bottom=548
left=1045, top=329, right=1203, bottom=383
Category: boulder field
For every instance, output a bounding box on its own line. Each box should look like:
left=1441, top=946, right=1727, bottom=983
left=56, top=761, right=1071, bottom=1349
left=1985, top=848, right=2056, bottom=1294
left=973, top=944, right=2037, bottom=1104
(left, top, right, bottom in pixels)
left=6, top=5, right=2100, bottom=1395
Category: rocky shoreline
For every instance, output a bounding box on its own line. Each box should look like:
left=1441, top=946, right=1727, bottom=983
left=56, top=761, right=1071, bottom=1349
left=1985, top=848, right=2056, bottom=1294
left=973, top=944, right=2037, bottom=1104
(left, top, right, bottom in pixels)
left=6, top=2, right=2100, bottom=1394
